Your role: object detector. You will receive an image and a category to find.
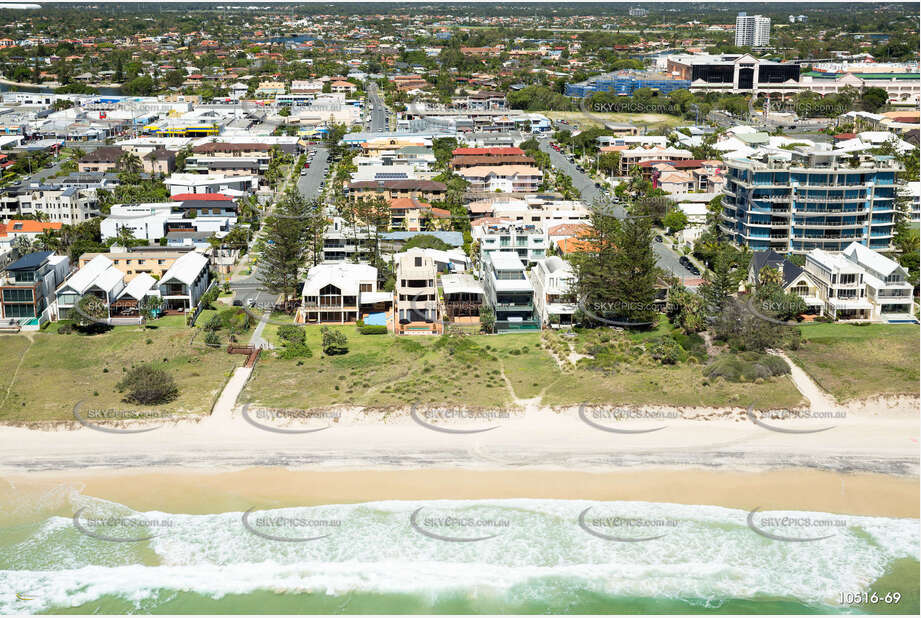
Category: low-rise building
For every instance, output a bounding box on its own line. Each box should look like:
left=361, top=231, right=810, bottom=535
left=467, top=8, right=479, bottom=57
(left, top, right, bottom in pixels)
left=297, top=262, right=380, bottom=324
left=157, top=251, right=210, bottom=312
left=0, top=250, right=69, bottom=327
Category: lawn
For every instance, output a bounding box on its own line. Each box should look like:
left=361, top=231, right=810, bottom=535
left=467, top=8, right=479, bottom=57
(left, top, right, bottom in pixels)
left=545, top=110, right=685, bottom=130
left=242, top=323, right=805, bottom=410
left=787, top=322, right=920, bottom=402
left=0, top=319, right=243, bottom=423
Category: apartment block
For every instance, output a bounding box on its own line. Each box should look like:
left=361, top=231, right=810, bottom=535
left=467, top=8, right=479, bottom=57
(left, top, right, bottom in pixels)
left=735, top=12, right=771, bottom=47
left=473, top=220, right=548, bottom=265
left=721, top=149, right=900, bottom=253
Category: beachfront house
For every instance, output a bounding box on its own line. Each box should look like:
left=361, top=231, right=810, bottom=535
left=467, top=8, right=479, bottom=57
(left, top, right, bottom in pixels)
left=395, top=251, right=440, bottom=335
left=157, top=251, right=210, bottom=312
left=482, top=250, right=539, bottom=332
left=297, top=262, right=389, bottom=324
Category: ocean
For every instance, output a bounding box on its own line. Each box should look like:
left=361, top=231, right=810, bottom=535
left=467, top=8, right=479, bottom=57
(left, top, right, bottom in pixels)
left=0, top=493, right=917, bottom=615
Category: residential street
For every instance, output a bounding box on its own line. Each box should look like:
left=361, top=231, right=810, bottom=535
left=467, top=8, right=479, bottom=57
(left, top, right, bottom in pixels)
left=366, top=83, right=390, bottom=132
left=539, top=138, right=696, bottom=279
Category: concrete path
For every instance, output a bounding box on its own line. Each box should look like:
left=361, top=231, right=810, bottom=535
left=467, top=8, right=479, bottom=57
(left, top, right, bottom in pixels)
left=769, top=349, right=838, bottom=411
left=248, top=314, right=271, bottom=349
left=210, top=366, right=253, bottom=419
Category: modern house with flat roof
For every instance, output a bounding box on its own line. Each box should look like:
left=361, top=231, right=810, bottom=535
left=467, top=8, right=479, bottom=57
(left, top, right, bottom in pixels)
left=0, top=250, right=69, bottom=328
left=395, top=251, right=440, bottom=335
left=529, top=256, right=577, bottom=327
left=481, top=250, right=538, bottom=332
left=440, top=273, right=484, bottom=324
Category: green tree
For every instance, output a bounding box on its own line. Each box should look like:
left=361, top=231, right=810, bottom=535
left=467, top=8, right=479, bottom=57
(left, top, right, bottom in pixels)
left=662, top=210, right=688, bottom=233
left=321, top=325, right=348, bottom=355
left=479, top=305, right=495, bottom=334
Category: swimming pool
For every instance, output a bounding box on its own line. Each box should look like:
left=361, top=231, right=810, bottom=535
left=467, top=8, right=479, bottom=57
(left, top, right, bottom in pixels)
left=364, top=312, right=387, bottom=326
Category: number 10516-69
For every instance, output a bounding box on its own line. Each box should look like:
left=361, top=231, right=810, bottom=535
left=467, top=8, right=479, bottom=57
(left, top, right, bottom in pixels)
left=840, top=592, right=901, bottom=605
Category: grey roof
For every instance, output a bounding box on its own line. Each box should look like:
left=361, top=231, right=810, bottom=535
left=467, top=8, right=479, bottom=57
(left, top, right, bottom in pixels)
left=4, top=250, right=52, bottom=271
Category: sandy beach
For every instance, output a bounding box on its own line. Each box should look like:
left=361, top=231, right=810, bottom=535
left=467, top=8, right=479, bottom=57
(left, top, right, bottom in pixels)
left=0, top=397, right=917, bottom=475
left=2, top=466, right=918, bottom=523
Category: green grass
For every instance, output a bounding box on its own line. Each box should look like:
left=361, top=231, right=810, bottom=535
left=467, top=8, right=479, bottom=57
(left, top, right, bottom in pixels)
left=545, top=110, right=685, bottom=129
left=243, top=324, right=805, bottom=410
left=0, top=320, right=243, bottom=423
left=788, top=323, right=920, bottom=402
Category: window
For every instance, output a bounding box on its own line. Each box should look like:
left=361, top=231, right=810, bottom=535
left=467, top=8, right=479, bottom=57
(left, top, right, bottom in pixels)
left=839, top=274, right=857, bottom=285
left=3, top=288, right=33, bottom=303
left=414, top=257, right=422, bottom=267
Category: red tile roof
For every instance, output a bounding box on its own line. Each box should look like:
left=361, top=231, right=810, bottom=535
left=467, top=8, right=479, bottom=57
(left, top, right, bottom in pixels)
left=171, top=193, right=233, bottom=201
left=0, top=220, right=63, bottom=237
left=452, top=147, right=525, bottom=156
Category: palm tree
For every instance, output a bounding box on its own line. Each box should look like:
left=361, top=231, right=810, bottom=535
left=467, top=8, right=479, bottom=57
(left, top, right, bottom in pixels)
left=11, top=235, right=33, bottom=258
left=34, top=230, right=62, bottom=252
left=117, top=152, right=143, bottom=180
left=114, top=225, right=137, bottom=248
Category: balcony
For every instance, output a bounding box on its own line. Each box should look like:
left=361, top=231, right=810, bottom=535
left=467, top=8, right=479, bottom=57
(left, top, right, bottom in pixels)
left=495, top=302, right=533, bottom=312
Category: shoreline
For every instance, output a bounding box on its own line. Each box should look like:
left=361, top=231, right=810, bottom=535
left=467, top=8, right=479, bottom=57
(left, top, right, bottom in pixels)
left=2, top=466, right=918, bottom=520
left=0, top=399, right=917, bottom=475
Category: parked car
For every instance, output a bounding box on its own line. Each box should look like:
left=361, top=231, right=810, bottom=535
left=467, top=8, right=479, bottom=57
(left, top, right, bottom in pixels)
left=654, top=235, right=663, bottom=243
left=300, top=169, right=307, bottom=175
left=232, top=299, right=243, bottom=307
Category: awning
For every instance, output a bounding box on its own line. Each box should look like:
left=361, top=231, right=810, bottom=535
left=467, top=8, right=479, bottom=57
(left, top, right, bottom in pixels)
left=360, top=291, right=393, bottom=304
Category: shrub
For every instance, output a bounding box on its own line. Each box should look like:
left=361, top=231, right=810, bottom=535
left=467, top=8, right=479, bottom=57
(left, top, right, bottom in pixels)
left=116, top=364, right=179, bottom=405
left=359, top=325, right=388, bottom=335
left=278, top=341, right=313, bottom=359
left=204, top=315, right=223, bottom=331
left=57, top=323, right=73, bottom=335
left=321, top=326, right=348, bottom=355
left=650, top=336, right=683, bottom=365
left=278, top=324, right=306, bottom=344
left=219, top=307, right=252, bottom=332
left=204, top=330, right=221, bottom=347
left=704, top=353, right=790, bottom=383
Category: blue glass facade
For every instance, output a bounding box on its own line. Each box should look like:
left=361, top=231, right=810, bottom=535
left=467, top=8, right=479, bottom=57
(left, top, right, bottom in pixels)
left=565, top=77, right=691, bottom=97
left=720, top=162, right=898, bottom=253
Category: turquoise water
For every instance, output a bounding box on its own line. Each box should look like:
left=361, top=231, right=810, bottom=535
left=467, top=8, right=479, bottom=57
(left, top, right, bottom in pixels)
left=0, top=496, right=917, bottom=615
left=364, top=312, right=387, bottom=326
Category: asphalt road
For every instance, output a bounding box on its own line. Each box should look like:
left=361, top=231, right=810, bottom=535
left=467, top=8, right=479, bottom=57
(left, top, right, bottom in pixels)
left=230, top=146, right=331, bottom=308
left=295, top=146, right=329, bottom=200
left=538, top=139, right=695, bottom=279
left=366, top=84, right=390, bottom=132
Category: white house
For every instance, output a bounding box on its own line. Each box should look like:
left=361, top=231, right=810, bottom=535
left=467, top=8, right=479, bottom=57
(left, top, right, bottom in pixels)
left=297, top=262, right=385, bottom=324
left=529, top=256, right=577, bottom=327
left=54, top=254, right=125, bottom=320
left=841, top=242, right=915, bottom=320
left=804, top=249, right=873, bottom=321
left=164, top=172, right=258, bottom=195
left=472, top=219, right=548, bottom=265
left=157, top=251, right=210, bottom=312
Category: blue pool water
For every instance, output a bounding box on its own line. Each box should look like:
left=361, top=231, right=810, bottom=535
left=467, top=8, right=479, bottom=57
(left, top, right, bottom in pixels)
left=364, top=312, right=387, bottom=326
